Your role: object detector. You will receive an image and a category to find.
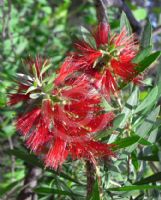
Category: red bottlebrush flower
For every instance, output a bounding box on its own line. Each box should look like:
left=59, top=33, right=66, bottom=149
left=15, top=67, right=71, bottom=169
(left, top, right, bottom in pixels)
left=11, top=59, right=115, bottom=169
left=73, top=40, right=102, bottom=69
left=69, top=140, right=115, bottom=161
left=25, top=55, right=48, bottom=78
left=55, top=23, right=140, bottom=98
left=16, top=97, right=114, bottom=169
left=54, top=57, right=76, bottom=86
left=8, top=57, right=50, bottom=106
left=16, top=108, right=41, bottom=136
left=8, top=93, right=29, bottom=106
left=26, top=116, right=52, bottom=151
left=8, top=83, right=30, bottom=106
left=45, top=137, right=68, bottom=169
left=93, top=22, right=109, bottom=48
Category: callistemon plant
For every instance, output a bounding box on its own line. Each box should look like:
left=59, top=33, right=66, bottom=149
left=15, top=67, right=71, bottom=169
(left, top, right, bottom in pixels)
left=54, top=23, right=139, bottom=96
left=9, top=15, right=161, bottom=172
left=55, top=22, right=143, bottom=100
left=9, top=56, right=115, bottom=169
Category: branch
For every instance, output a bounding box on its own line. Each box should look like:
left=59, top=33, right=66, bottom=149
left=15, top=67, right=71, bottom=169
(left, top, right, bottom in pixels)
left=94, top=0, right=108, bottom=23
left=153, top=25, right=161, bottom=36
left=17, top=165, right=42, bottom=200
left=86, top=160, right=96, bottom=199
left=94, top=0, right=141, bottom=34
left=121, top=0, right=141, bottom=34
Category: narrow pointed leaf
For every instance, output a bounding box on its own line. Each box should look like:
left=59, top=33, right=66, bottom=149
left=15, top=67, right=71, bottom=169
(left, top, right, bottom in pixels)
left=135, top=172, right=161, bottom=185
left=120, top=12, right=132, bottom=35
left=35, top=187, right=84, bottom=197
left=80, top=26, right=96, bottom=49
left=136, top=51, right=161, bottom=72
left=108, top=185, right=161, bottom=191
left=141, top=20, right=152, bottom=49
left=134, top=86, right=158, bottom=113
left=138, top=154, right=159, bottom=161
left=90, top=179, right=100, bottom=200
left=132, top=46, right=152, bottom=64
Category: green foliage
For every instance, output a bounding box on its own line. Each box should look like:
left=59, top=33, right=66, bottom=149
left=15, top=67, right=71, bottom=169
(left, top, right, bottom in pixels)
left=140, top=20, right=152, bottom=49
left=133, top=8, right=148, bottom=21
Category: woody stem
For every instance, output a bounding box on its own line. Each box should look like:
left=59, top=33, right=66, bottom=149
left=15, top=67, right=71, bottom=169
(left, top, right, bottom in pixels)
left=86, top=159, right=103, bottom=199
left=86, top=160, right=96, bottom=199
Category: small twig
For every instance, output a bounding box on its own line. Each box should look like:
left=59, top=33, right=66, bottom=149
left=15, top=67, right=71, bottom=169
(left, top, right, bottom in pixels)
left=7, top=0, right=17, bottom=56
left=94, top=0, right=141, bottom=34
left=94, top=0, right=108, bottom=23
left=120, top=0, right=141, bottom=34
left=95, top=163, right=103, bottom=198
left=149, top=161, right=159, bottom=173
left=109, top=180, right=121, bottom=187
left=86, top=156, right=104, bottom=199
left=7, top=136, right=16, bottom=181
left=127, top=155, right=131, bottom=182
left=114, top=90, right=123, bottom=111
left=153, top=25, right=161, bottom=36
left=17, top=165, right=42, bottom=200
left=86, top=160, right=96, bottom=199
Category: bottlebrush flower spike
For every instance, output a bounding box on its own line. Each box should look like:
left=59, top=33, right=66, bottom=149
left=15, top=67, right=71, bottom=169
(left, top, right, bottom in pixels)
left=9, top=56, right=115, bottom=169
left=8, top=84, right=30, bottom=106
left=8, top=56, right=50, bottom=106
left=93, top=22, right=109, bottom=47
left=55, top=23, right=141, bottom=98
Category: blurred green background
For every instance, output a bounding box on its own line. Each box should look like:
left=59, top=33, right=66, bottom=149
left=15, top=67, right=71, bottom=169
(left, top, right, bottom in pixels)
left=0, top=0, right=161, bottom=199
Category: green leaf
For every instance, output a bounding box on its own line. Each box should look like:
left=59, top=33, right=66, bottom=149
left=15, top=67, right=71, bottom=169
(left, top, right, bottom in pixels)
left=148, top=128, right=158, bottom=143
left=136, top=51, right=161, bottom=72
left=112, top=135, right=140, bottom=151
left=95, top=129, right=113, bottom=140
left=119, top=88, right=138, bottom=129
left=32, top=64, right=38, bottom=78
left=108, top=88, right=138, bottom=143
left=40, top=63, right=52, bottom=77
left=42, top=6, right=52, bottom=14
left=134, top=86, right=158, bottom=113
left=89, top=179, right=100, bottom=200
left=132, top=46, right=152, bottom=64
left=135, top=172, right=161, bottom=185
left=140, top=20, right=152, bottom=49
left=32, top=64, right=41, bottom=86
left=113, top=114, right=125, bottom=129
left=129, top=106, right=160, bottom=152
left=0, top=181, right=21, bottom=197
left=43, top=82, right=54, bottom=93
left=7, top=149, right=42, bottom=166
left=101, top=97, right=114, bottom=112
left=133, top=8, right=147, bottom=21
left=80, top=26, right=96, bottom=49
left=16, top=73, right=33, bottom=86
left=25, top=85, right=37, bottom=94
left=131, top=152, right=139, bottom=171
left=108, top=185, right=161, bottom=192
left=138, top=138, right=152, bottom=146
left=120, top=12, right=132, bottom=36
left=136, top=106, right=160, bottom=138
left=138, top=154, right=159, bottom=161
left=15, top=39, right=28, bottom=54
left=35, top=187, right=84, bottom=197
left=2, top=125, right=16, bottom=137
left=42, top=72, right=57, bottom=84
